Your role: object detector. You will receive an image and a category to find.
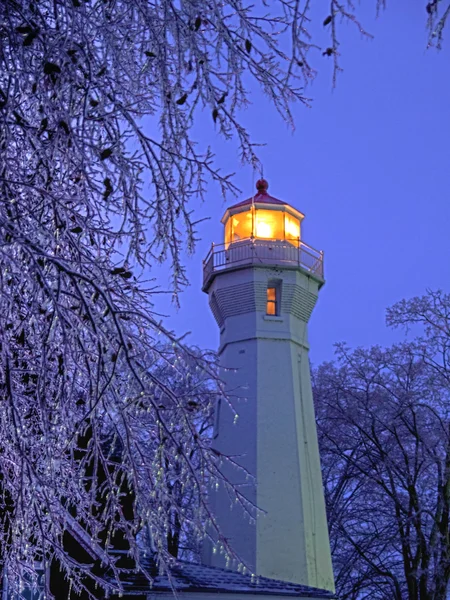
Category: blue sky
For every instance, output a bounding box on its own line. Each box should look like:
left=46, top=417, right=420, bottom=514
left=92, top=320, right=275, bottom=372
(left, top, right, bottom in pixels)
left=152, top=1, right=450, bottom=365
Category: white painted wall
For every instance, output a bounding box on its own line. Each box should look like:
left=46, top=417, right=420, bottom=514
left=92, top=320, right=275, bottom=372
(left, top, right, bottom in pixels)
left=202, top=265, right=334, bottom=593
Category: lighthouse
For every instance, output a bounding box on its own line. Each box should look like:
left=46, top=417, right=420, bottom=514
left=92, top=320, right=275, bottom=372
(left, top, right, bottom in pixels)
left=201, top=179, right=335, bottom=593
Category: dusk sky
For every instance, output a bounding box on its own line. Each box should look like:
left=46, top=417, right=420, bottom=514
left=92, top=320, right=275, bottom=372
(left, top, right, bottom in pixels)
left=153, top=0, right=450, bottom=365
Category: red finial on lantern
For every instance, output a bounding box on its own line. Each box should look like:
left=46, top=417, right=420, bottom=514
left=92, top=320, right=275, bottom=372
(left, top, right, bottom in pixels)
left=256, top=178, right=269, bottom=194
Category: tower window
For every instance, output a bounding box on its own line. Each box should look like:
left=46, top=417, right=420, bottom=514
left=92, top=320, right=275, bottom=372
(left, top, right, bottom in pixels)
left=267, top=287, right=277, bottom=315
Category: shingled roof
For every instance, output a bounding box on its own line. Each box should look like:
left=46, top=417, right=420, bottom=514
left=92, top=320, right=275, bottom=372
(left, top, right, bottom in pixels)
left=118, top=557, right=335, bottom=598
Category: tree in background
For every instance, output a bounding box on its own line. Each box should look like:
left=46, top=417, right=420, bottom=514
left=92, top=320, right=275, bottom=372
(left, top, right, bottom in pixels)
left=314, top=291, right=450, bottom=600
left=46, top=345, right=215, bottom=598
left=137, top=346, right=216, bottom=563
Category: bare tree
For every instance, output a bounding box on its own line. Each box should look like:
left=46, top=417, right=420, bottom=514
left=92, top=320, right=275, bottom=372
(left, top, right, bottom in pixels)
left=137, top=345, right=216, bottom=563
left=314, top=291, right=450, bottom=600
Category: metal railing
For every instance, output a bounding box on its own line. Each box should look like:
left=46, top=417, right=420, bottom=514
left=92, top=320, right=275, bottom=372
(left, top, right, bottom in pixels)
left=202, top=238, right=324, bottom=288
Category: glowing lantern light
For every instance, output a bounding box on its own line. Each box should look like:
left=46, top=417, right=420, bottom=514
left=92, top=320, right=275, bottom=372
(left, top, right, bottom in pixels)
left=255, top=220, right=272, bottom=238
left=285, top=214, right=300, bottom=239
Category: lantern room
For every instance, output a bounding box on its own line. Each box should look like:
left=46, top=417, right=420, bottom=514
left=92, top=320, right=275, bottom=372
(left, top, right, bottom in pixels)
left=202, top=178, right=324, bottom=292
left=222, top=179, right=304, bottom=247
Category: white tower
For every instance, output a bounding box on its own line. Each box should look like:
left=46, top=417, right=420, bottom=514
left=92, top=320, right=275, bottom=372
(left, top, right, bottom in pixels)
left=201, top=179, right=334, bottom=593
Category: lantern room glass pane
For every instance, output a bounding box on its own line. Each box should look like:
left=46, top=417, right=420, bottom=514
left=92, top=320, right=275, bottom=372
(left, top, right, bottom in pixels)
left=254, top=209, right=283, bottom=240
left=225, top=216, right=232, bottom=246
left=285, top=213, right=300, bottom=246
left=230, top=209, right=252, bottom=242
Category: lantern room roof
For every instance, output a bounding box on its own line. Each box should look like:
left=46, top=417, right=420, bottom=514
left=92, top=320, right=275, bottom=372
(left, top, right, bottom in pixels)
left=228, top=179, right=287, bottom=210
left=222, top=179, right=304, bottom=223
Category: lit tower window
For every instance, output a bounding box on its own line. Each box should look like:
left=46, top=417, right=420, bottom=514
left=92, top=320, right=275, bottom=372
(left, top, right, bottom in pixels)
left=266, top=286, right=277, bottom=315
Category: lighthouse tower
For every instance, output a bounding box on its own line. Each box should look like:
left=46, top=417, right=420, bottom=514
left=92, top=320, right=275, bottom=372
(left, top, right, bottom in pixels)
left=201, top=180, right=334, bottom=593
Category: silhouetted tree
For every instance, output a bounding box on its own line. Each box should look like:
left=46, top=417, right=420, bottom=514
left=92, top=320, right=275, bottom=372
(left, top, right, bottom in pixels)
left=314, top=291, right=450, bottom=600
